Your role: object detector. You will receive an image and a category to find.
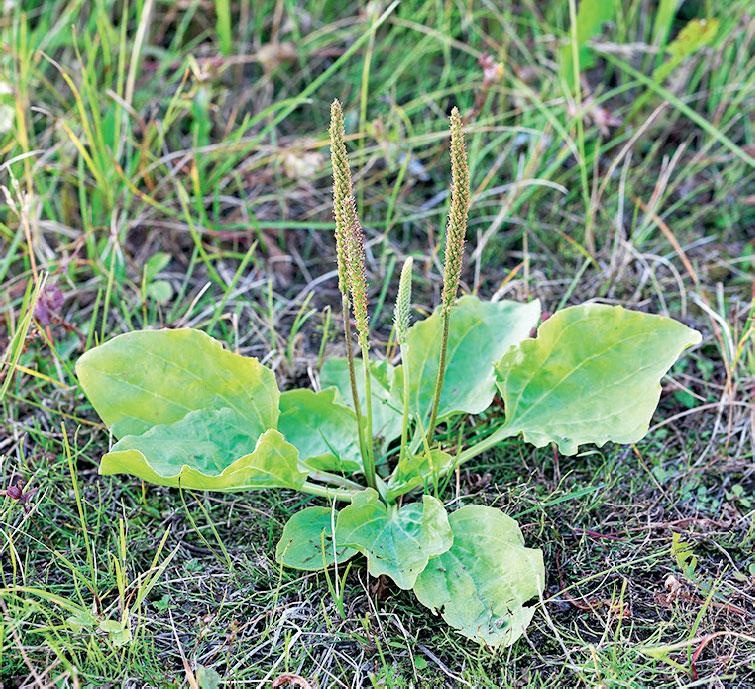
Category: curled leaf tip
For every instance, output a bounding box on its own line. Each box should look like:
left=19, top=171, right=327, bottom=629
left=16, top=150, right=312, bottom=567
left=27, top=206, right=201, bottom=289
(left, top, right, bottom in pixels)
left=441, top=107, right=470, bottom=310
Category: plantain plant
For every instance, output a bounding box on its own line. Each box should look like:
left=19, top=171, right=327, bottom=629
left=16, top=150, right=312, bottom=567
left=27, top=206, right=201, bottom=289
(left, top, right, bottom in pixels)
left=76, top=102, right=701, bottom=647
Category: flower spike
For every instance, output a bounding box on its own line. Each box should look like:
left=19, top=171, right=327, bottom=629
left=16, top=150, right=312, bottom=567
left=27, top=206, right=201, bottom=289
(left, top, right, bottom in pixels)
left=426, top=107, right=470, bottom=443
left=395, top=256, right=414, bottom=463
left=343, top=195, right=370, bottom=350
left=328, top=99, right=376, bottom=489
left=394, top=256, right=413, bottom=345
left=441, top=107, right=470, bottom=311
left=329, top=99, right=355, bottom=296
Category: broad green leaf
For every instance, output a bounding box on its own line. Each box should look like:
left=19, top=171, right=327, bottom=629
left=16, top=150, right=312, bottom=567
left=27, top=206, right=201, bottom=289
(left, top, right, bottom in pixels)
left=66, top=610, right=96, bottom=632
left=278, top=388, right=362, bottom=474
left=76, top=328, right=278, bottom=439
left=275, top=506, right=357, bottom=571
left=413, top=505, right=544, bottom=647
left=394, top=296, right=540, bottom=426
left=106, top=407, right=253, bottom=475
left=386, top=449, right=456, bottom=501
left=320, top=358, right=402, bottom=446
left=496, top=304, right=702, bottom=455
left=101, top=414, right=306, bottom=490
left=335, top=489, right=452, bottom=589
left=195, top=666, right=222, bottom=689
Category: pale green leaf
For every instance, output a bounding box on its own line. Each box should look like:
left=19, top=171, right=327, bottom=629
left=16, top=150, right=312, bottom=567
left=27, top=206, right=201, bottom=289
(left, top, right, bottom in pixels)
left=76, top=328, right=278, bottom=439
left=394, top=296, right=540, bottom=426
left=143, top=252, right=171, bottom=280
left=66, top=610, right=96, bottom=632
left=98, top=619, right=124, bottom=633
left=106, top=407, right=253, bottom=475
left=101, top=417, right=306, bottom=491
left=320, top=358, right=402, bottom=446
left=196, top=666, right=222, bottom=689
left=386, top=449, right=456, bottom=501
left=146, top=280, right=173, bottom=305
left=413, top=505, right=544, bottom=647
left=496, top=304, right=702, bottom=455
left=335, top=489, right=452, bottom=589
left=275, top=506, right=357, bottom=571
left=278, top=388, right=362, bottom=474
left=99, top=618, right=132, bottom=647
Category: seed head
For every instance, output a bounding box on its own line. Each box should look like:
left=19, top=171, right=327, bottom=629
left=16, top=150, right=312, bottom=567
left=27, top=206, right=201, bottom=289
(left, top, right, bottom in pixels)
left=441, top=107, right=470, bottom=310
left=329, top=99, right=356, bottom=296
left=393, top=257, right=413, bottom=344
left=342, top=195, right=370, bottom=349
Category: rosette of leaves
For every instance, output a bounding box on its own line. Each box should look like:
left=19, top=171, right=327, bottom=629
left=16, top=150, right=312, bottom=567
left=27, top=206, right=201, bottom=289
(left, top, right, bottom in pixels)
left=76, top=103, right=701, bottom=647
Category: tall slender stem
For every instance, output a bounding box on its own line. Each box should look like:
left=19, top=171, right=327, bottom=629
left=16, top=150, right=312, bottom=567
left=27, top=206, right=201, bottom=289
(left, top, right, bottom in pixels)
left=398, top=343, right=411, bottom=464
left=342, top=295, right=378, bottom=488
left=329, top=100, right=381, bottom=495
left=394, top=256, right=414, bottom=464
left=342, top=295, right=364, bottom=430
left=359, top=344, right=377, bottom=490
left=426, top=308, right=450, bottom=442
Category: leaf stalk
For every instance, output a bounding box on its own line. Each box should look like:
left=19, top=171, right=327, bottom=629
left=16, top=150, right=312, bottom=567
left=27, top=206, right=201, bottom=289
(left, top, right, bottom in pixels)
left=454, top=422, right=519, bottom=467
left=308, top=470, right=364, bottom=491
left=299, top=481, right=357, bottom=503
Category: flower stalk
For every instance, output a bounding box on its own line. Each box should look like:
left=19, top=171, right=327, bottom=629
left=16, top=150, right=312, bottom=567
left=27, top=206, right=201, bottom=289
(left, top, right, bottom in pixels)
left=342, top=195, right=377, bottom=491
left=426, top=107, right=470, bottom=443
left=329, top=100, right=377, bottom=491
